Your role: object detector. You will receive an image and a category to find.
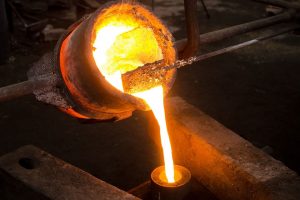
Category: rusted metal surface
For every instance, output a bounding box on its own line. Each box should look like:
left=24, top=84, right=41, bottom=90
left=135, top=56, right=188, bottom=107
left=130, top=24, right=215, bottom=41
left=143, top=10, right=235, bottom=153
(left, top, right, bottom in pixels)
left=122, top=60, right=165, bottom=93
left=179, top=0, right=200, bottom=59
left=0, top=145, right=140, bottom=200
left=27, top=52, right=71, bottom=109
left=175, top=10, right=297, bottom=51
left=57, top=2, right=146, bottom=119
left=147, top=97, right=300, bottom=200
left=57, top=1, right=176, bottom=120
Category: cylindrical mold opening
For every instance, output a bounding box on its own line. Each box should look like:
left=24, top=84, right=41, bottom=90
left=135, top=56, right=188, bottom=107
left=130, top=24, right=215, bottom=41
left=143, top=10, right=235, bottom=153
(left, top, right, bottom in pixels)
left=151, top=165, right=191, bottom=200
left=56, top=1, right=176, bottom=120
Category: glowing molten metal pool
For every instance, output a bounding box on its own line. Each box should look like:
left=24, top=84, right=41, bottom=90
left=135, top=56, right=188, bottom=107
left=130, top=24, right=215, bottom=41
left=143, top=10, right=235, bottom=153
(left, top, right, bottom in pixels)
left=92, top=3, right=177, bottom=183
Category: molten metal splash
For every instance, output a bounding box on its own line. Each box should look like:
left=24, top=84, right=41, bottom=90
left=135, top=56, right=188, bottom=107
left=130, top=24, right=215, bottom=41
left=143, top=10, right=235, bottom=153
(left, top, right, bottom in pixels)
left=92, top=3, right=175, bottom=183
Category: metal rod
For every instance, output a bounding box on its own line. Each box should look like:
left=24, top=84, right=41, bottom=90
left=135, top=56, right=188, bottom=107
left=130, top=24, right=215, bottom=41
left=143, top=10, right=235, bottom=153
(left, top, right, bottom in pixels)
left=253, top=0, right=300, bottom=10
left=175, top=10, right=296, bottom=51
left=0, top=75, right=59, bottom=103
left=122, top=23, right=299, bottom=85
left=179, top=0, right=200, bottom=59
left=169, top=24, right=300, bottom=71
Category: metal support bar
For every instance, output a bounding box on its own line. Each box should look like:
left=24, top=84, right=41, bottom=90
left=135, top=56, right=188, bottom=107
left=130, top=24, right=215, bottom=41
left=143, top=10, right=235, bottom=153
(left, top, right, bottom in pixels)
left=253, top=0, right=300, bottom=10
left=170, top=23, right=300, bottom=71
left=0, top=145, right=139, bottom=200
left=179, top=0, right=200, bottom=59
left=0, top=74, right=59, bottom=103
left=175, top=10, right=296, bottom=51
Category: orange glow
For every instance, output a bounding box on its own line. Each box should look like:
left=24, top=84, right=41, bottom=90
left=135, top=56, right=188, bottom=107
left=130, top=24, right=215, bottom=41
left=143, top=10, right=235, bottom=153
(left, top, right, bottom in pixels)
left=132, top=86, right=175, bottom=183
left=159, top=167, right=182, bottom=183
left=91, top=3, right=176, bottom=183
left=92, top=14, right=162, bottom=91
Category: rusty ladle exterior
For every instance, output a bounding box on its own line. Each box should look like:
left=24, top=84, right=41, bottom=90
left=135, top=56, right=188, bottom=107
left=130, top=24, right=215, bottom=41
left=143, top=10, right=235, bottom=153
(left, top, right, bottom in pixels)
left=56, top=2, right=178, bottom=121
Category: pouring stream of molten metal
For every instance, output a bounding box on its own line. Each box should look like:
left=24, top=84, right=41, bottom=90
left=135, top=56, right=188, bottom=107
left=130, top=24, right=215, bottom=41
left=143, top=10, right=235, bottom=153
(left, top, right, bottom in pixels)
left=132, top=86, right=175, bottom=183
left=92, top=18, right=175, bottom=183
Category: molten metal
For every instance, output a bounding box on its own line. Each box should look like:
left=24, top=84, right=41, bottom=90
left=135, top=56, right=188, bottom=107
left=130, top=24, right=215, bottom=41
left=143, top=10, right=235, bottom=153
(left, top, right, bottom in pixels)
left=133, top=86, right=175, bottom=183
left=91, top=2, right=176, bottom=182
left=91, top=2, right=174, bottom=93
left=92, top=19, right=162, bottom=91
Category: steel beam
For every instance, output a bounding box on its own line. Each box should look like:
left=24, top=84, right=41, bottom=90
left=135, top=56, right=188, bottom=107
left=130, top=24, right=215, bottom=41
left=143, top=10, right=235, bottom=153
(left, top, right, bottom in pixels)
left=0, top=145, right=140, bottom=200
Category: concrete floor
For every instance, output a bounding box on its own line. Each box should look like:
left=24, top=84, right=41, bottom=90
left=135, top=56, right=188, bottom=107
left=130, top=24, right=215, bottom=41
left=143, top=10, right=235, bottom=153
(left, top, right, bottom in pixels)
left=0, top=0, right=299, bottom=192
